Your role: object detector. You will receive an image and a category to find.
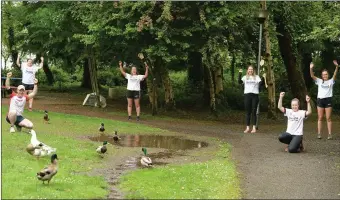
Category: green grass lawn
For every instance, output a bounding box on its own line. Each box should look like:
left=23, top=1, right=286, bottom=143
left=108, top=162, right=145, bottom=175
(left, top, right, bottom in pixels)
left=1, top=106, right=168, bottom=199
left=1, top=106, right=240, bottom=199
left=119, top=143, right=241, bottom=199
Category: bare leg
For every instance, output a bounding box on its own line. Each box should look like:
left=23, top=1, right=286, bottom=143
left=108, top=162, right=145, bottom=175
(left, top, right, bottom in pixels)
left=317, top=107, right=324, bottom=138
left=127, top=98, right=133, bottom=117
left=325, top=107, right=332, bottom=139
left=134, top=98, right=140, bottom=117
left=7, top=111, right=17, bottom=126
left=18, top=119, right=34, bottom=130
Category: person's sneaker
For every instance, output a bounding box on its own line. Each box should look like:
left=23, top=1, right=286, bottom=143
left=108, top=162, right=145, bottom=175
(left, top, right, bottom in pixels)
left=10, top=126, right=15, bottom=133
left=128, top=116, right=132, bottom=120
left=327, top=134, right=333, bottom=140
left=16, top=125, right=22, bottom=132
left=317, top=134, right=322, bottom=139
left=137, top=116, right=140, bottom=121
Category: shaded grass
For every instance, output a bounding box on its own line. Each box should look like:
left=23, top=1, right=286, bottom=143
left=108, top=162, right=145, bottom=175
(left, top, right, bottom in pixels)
left=1, top=106, right=169, bottom=199
left=118, top=143, right=241, bottom=199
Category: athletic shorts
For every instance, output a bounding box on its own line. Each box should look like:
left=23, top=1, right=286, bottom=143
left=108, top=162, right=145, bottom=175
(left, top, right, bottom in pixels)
left=6, top=115, right=25, bottom=126
left=317, top=97, right=332, bottom=108
left=23, top=83, right=34, bottom=90
left=126, top=90, right=140, bottom=99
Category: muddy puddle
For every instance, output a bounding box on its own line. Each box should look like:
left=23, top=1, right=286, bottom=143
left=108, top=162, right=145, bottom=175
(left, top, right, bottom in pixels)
left=88, top=134, right=208, bottom=199
left=89, top=134, right=208, bottom=150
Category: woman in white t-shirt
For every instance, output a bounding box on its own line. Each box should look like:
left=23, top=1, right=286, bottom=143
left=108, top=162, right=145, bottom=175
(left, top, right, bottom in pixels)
left=238, top=65, right=267, bottom=133
left=16, top=54, right=44, bottom=111
left=278, top=92, right=312, bottom=153
left=310, top=60, right=339, bottom=140
left=119, top=61, right=149, bottom=121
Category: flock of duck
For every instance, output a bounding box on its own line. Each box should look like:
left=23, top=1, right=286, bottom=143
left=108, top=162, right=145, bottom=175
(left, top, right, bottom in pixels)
left=25, top=115, right=152, bottom=185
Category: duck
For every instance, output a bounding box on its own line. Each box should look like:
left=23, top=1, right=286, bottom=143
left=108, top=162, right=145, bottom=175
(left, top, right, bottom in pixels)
left=36, top=154, right=58, bottom=184
left=96, top=141, right=108, bottom=155
left=99, top=123, right=105, bottom=134
left=29, top=130, right=57, bottom=156
left=141, top=147, right=152, bottom=167
left=43, top=110, right=50, bottom=124
left=113, top=130, right=120, bottom=142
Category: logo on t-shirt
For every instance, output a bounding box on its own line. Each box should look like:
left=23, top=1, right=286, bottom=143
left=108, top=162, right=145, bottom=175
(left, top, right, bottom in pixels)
left=288, top=116, right=300, bottom=122
left=25, top=69, right=34, bottom=74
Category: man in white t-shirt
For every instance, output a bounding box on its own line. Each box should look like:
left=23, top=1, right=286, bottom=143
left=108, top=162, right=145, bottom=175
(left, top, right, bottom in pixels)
left=277, top=92, right=312, bottom=153
left=5, top=72, right=39, bottom=133
left=16, top=54, right=44, bottom=111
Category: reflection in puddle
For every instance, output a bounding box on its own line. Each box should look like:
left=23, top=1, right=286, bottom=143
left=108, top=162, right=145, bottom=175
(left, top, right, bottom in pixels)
left=89, top=134, right=208, bottom=150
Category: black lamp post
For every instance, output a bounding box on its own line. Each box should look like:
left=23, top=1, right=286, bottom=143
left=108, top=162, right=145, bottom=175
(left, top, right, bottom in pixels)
left=256, top=9, right=268, bottom=130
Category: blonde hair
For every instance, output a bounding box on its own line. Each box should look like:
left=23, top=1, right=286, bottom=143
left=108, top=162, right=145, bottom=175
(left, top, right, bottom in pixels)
left=246, top=65, right=257, bottom=80
left=291, top=98, right=300, bottom=105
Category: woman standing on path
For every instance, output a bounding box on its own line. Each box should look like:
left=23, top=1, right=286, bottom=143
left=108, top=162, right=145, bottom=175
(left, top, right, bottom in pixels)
left=16, top=54, right=44, bottom=111
left=310, top=60, right=339, bottom=140
left=119, top=61, right=149, bottom=121
left=238, top=65, right=267, bottom=133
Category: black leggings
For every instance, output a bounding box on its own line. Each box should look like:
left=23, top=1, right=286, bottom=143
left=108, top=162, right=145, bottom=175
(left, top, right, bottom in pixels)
left=278, top=132, right=303, bottom=153
left=244, top=93, right=259, bottom=126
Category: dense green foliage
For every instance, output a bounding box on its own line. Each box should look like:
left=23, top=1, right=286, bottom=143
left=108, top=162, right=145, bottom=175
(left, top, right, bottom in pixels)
left=2, top=1, right=340, bottom=113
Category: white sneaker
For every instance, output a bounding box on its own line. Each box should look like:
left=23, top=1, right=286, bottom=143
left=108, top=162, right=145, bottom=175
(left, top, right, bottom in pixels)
left=10, top=127, right=15, bottom=133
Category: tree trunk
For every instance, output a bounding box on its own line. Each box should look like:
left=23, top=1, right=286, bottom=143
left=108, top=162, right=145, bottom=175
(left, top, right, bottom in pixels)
left=188, top=52, right=204, bottom=93
left=81, top=58, right=92, bottom=89
left=274, top=11, right=308, bottom=109
left=262, top=0, right=277, bottom=119
left=231, top=51, right=236, bottom=87
left=8, top=26, right=19, bottom=69
left=146, top=76, right=158, bottom=115
left=214, top=66, right=223, bottom=94
left=301, top=52, right=313, bottom=90
left=204, top=64, right=216, bottom=113
left=42, top=58, right=54, bottom=85
left=160, top=66, right=175, bottom=110
left=321, top=39, right=335, bottom=73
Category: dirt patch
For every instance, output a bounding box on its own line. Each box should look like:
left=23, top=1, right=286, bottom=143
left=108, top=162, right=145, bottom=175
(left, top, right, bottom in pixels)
left=2, top=91, right=340, bottom=199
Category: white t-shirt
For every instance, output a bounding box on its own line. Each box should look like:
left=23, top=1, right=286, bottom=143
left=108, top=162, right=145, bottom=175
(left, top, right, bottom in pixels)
left=125, top=73, right=144, bottom=91
left=315, top=78, right=334, bottom=99
left=21, top=63, right=40, bottom=84
left=284, top=108, right=307, bottom=136
left=241, top=75, right=262, bottom=94
left=9, top=91, right=29, bottom=116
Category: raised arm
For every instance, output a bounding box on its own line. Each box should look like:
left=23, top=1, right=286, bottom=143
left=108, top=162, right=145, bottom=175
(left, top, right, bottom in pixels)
left=5, top=72, right=12, bottom=90
left=332, top=60, right=339, bottom=80
left=143, top=62, right=149, bottom=79
left=262, top=73, right=268, bottom=88
left=16, top=54, right=21, bottom=69
left=37, top=57, right=44, bottom=69
left=310, top=62, right=317, bottom=81
left=119, top=61, right=126, bottom=77
left=238, top=69, right=243, bottom=85
left=28, top=78, right=38, bottom=99
left=305, top=95, right=312, bottom=116
left=278, top=92, right=285, bottom=113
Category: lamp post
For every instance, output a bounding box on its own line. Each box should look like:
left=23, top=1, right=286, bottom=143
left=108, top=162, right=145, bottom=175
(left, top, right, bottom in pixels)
left=255, top=9, right=268, bottom=130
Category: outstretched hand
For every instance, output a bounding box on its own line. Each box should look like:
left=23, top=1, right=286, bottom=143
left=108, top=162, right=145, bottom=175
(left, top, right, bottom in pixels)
left=333, top=60, right=339, bottom=66
left=306, top=95, right=310, bottom=103
left=310, top=62, right=314, bottom=69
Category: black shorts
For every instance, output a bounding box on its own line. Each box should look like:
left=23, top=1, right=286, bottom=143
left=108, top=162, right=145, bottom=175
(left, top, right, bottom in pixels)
left=126, top=90, right=140, bottom=99
left=317, top=97, right=332, bottom=108
left=6, top=115, right=25, bottom=126
left=23, top=83, right=34, bottom=90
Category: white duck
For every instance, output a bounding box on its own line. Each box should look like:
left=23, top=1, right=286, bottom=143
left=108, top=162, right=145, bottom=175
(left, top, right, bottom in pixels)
left=27, top=130, right=56, bottom=157
left=141, top=147, right=153, bottom=167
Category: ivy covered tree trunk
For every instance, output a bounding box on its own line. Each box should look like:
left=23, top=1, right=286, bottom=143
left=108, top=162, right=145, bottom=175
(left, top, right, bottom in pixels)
left=213, top=66, right=223, bottom=94
left=160, top=66, right=175, bottom=110
left=274, top=12, right=308, bottom=109
left=81, top=58, right=92, bottom=89
left=204, top=65, right=216, bottom=113
left=8, top=26, right=19, bottom=69
left=36, top=54, right=54, bottom=85
left=301, top=52, right=313, bottom=90
left=262, top=0, right=277, bottom=119
left=146, top=75, right=158, bottom=115
left=231, top=51, right=236, bottom=87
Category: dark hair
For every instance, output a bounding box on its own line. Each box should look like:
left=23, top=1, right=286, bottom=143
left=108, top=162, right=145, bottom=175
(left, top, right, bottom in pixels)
left=27, top=58, right=33, bottom=62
